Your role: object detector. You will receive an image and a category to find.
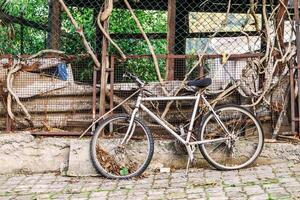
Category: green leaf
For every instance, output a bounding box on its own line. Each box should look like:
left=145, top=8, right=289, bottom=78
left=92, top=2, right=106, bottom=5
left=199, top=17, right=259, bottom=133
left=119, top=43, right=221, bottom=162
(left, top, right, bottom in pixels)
left=120, top=167, right=129, bottom=176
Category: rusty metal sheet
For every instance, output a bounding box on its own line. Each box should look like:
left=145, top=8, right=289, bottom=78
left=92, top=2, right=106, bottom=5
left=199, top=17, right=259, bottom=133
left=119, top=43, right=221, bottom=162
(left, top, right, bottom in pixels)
left=12, top=71, right=69, bottom=98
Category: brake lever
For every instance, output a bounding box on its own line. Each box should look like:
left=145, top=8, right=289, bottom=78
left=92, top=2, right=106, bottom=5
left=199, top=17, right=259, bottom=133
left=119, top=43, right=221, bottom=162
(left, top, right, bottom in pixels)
left=122, top=72, right=128, bottom=78
left=122, top=72, right=146, bottom=87
left=122, top=72, right=131, bottom=81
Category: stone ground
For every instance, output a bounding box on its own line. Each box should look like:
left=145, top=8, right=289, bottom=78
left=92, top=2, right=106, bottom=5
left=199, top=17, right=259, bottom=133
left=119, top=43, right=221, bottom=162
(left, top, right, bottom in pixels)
left=0, top=161, right=300, bottom=200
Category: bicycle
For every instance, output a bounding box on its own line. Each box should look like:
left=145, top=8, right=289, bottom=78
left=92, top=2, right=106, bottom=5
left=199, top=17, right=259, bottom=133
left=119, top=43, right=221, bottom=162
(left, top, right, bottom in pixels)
left=90, top=72, right=264, bottom=179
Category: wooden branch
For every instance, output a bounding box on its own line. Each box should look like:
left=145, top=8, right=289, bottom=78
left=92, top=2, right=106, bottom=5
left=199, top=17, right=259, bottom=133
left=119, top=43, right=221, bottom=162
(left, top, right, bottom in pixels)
left=250, top=0, right=260, bottom=32
left=101, top=0, right=113, bottom=21
left=97, top=6, right=126, bottom=60
left=277, top=135, right=300, bottom=142
left=260, top=0, right=272, bottom=64
left=211, top=82, right=240, bottom=106
left=6, top=93, right=14, bottom=120
left=241, top=0, right=295, bottom=108
left=58, top=0, right=101, bottom=70
left=6, top=64, right=32, bottom=121
left=27, top=49, right=65, bottom=60
left=123, top=0, right=168, bottom=96
left=222, top=0, right=232, bottom=26
left=243, top=30, right=296, bottom=107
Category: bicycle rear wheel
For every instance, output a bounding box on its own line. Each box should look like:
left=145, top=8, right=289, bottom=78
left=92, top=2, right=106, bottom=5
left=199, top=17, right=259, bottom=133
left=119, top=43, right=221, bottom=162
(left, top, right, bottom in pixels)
left=199, top=105, right=264, bottom=170
left=90, top=114, right=154, bottom=179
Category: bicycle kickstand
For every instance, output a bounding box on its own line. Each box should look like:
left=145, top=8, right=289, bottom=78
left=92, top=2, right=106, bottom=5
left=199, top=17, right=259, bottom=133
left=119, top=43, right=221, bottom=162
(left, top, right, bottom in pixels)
left=185, top=145, right=196, bottom=175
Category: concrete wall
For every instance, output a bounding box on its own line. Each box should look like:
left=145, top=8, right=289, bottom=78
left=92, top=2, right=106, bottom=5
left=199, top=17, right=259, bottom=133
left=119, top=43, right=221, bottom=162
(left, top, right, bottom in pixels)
left=1, top=133, right=300, bottom=176
left=0, top=133, right=70, bottom=174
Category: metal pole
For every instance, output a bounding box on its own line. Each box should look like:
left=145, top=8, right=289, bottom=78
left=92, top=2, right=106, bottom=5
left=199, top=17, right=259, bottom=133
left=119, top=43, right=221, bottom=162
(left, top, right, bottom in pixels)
left=290, top=61, right=296, bottom=134
left=110, top=56, right=115, bottom=114
left=293, top=0, right=300, bottom=136
left=99, top=20, right=108, bottom=117
left=92, top=66, right=97, bottom=131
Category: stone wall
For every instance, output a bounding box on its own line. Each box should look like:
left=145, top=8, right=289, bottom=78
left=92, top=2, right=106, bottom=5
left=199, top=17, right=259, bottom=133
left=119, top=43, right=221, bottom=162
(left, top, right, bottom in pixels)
left=0, top=133, right=300, bottom=176
left=0, top=133, right=70, bottom=174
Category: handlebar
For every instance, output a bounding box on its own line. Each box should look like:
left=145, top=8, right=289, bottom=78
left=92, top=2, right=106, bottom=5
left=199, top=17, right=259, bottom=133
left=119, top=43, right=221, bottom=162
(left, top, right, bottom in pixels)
left=123, top=72, right=146, bottom=87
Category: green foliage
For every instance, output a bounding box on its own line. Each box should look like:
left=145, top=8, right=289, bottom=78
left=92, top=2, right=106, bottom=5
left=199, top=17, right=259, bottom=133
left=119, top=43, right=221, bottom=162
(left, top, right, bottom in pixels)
left=60, top=7, right=95, bottom=54
left=0, top=0, right=48, bottom=54
left=0, top=0, right=168, bottom=82
left=109, top=9, right=167, bottom=81
left=120, top=167, right=129, bottom=176
left=109, top=9, right=167, bottom=34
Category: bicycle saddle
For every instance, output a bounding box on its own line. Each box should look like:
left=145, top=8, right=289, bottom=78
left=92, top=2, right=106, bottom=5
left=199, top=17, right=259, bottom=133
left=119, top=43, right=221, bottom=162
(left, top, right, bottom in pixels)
left=187, top=78, right=212, bottom=88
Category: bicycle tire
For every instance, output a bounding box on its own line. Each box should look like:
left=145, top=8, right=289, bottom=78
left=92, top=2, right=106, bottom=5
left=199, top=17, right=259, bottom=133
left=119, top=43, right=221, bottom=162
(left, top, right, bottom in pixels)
left=198, top=105, right=264, bottom=170
left=90, top=114, right=154, bottom=179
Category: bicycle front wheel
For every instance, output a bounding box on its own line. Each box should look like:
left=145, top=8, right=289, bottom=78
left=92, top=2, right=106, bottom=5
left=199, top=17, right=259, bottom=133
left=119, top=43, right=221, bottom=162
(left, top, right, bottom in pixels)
left=199, top=105, right=264, bottom=170
left=90, top=114, right=154, bottom=179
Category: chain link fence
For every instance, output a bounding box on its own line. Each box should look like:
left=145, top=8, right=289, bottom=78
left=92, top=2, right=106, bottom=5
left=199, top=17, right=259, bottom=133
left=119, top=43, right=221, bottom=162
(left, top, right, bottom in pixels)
left=0, top=0, right=297, bottom=136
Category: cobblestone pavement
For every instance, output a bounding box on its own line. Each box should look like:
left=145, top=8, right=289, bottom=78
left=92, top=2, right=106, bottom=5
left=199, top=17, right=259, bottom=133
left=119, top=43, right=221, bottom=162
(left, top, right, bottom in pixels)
left=0, top=162, right=300, bottom=200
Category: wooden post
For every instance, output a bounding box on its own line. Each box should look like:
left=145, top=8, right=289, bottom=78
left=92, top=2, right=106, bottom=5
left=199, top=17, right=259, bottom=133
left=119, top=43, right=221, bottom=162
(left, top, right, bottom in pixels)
left=174, top=2, right=189, bottom=80
left=99, top=17, right=109, bottom=116
left=259, top=1, right=267, bottom=90
left=293, top=0, right=300, bottom=135
left=94, top=7, right=102, bottom=56
left=276, top=0, right=289, bottom=49
left=275, top=0, right=289, bottom=75
left=166, top=0, right=176, bottom=80
left=20, top=10, right=24, bottom=54
left=289, top=61, right=296, bottom=134
left=92, top=7, right=101, bottom=128
left=47, top=0, right=61, bottom=49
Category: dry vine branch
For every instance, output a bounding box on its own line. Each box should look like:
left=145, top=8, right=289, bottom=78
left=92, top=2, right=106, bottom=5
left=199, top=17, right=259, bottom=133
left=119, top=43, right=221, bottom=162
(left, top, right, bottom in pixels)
left=6, top=64, right=32, bottom=122
left=250, top=0, right=260, bottom=32
left=5, top=49, right=69, bottom=126
left=27, top=49, right=65, bottom=60
left=97, top=5, right=126, bottom=60
left=243, top=47, right=295, bottom=107
left=58, top=0, right=101, bottom=70
left=243, top=0, right=296, bottom=107
left=222, top=0, right=232, bottom=26
left=7, top=91, right=14, bottom=120
left=123, top=0, right=168, bottom=96
left=204, top=0, right=294, bottom=110
left=260, top=0, right=272, bottom=64
left=101, top=0, right=113, bottom=21
left=211, top=82, right=240, bottom=106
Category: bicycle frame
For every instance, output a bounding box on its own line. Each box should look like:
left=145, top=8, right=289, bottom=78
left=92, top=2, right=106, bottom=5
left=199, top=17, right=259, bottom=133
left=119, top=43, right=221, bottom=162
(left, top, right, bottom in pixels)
left=121, top=90, right=230, bottom=150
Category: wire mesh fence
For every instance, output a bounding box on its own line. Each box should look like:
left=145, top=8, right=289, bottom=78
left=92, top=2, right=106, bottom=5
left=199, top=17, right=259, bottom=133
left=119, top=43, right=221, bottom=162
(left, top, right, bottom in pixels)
left=0, top=0, right=297, bottom=135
